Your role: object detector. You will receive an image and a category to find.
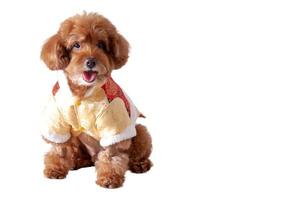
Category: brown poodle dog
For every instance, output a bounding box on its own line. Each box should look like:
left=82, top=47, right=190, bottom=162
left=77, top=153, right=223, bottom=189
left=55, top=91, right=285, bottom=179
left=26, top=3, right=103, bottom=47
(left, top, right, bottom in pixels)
left=40, top=12, right=152, bottom=188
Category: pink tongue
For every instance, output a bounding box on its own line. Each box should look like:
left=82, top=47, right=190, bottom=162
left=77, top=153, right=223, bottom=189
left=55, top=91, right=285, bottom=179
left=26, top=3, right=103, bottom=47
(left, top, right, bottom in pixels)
left=82, top=71, right=97, bottom=82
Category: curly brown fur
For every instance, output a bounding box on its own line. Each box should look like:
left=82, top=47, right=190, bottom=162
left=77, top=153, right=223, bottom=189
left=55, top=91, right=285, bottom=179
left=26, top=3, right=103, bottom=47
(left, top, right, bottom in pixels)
left=128, top=124, right=153, bottom=173
left=43, top=125, right=152, bottom=186
left=67, top=78, right=88, bottom=98
left=41, top=12, right=129, bottom=96
left=44, top=136, right=94, bottom=179
left=94, top=125, right=152, bottom=188
left=95, top=140, right=131, bottom=188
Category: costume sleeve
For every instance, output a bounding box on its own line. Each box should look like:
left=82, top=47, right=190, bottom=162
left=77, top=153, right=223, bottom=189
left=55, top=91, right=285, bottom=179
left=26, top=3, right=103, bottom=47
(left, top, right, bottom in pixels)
left=41, top=96, right=71, bottom=143
left=95, top=97, right=134, bottom=147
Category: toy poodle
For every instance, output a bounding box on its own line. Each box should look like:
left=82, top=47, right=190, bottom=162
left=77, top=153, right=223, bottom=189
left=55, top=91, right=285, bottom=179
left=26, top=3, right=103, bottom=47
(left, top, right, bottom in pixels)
left=40, top=12, right=152, bottom=189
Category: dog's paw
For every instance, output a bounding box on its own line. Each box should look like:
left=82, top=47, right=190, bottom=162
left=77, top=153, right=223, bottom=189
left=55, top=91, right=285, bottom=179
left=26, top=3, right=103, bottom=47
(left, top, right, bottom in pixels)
left=129, top=159, right=152, bottom=174
left=44, top=168, right=67, bottom=179
left=96, top=173, right=124, bottom=189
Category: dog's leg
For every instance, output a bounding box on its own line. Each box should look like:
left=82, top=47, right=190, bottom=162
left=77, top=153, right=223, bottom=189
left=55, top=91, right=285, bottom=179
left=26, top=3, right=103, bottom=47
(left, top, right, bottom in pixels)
left=128, top=124, right=153, bottom=173
left=43, top=136, right=93, bottom=179
left=95, top=140, right=131, bottom=189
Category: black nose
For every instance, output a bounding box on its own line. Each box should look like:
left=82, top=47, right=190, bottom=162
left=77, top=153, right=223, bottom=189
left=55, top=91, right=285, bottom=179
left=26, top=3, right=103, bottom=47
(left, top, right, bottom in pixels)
left=86, top=58, right=96, bottom=69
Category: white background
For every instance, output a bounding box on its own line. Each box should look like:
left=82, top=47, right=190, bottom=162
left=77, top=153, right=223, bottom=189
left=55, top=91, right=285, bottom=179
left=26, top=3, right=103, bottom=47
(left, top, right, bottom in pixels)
left=0, top=0, right=301, bottom=199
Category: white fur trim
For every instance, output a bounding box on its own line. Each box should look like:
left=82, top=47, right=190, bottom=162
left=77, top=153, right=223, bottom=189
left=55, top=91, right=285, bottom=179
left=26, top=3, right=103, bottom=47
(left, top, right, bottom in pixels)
left=42, top=132, right=71, bottom=143
left=100, top=124, right=137, bottom=147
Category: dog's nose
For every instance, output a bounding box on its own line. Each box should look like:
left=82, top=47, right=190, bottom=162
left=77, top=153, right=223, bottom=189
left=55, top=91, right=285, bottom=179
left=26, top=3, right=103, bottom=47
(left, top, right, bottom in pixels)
left=86, top=58, right=96, bottom=69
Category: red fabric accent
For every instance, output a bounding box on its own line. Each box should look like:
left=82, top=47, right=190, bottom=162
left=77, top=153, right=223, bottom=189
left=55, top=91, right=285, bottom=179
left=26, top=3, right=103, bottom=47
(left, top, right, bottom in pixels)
left=52, top=82, right=60, bottom=96
left=51, top=78, right=131, bottom=116
left=101, top=77, right=131, bottom=115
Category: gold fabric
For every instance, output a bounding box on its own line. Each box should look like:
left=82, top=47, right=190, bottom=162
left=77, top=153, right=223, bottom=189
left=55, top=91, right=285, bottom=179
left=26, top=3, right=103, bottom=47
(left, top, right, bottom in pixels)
left=44, top=85, right=132, bottom=143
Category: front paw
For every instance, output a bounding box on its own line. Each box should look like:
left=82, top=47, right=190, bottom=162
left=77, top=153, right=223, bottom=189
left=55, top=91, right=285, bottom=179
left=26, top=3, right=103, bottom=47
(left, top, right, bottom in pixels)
left=44, top=168, right=67, bottom=179
left=96, top=173, right=124, bottom=189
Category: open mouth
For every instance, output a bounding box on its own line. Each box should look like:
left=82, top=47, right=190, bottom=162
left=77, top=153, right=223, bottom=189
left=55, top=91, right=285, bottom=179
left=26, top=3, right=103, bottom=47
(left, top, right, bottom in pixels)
left=82, top=71, right=98, bottom=83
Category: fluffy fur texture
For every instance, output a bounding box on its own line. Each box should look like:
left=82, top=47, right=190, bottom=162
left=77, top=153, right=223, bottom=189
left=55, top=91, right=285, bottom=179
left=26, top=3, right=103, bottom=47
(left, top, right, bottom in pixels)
left=41, top=13, right=152, bottom=188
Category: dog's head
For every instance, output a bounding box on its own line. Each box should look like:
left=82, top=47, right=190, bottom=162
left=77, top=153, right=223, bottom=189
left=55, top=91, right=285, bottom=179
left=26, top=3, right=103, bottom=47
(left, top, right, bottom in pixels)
left=41, top=13, right=129, bottom=86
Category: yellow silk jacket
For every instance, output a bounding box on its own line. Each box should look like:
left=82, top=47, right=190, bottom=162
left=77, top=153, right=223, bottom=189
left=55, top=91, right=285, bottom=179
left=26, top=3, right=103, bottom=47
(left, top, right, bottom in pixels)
left=41, top=72, right=139, bottom=147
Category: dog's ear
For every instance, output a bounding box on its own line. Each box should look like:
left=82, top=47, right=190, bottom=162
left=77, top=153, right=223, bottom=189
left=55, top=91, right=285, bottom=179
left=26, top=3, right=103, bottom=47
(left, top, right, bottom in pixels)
left=40, top=34, right=69, bottom=70
left=109, top=33, right=129, bottom=69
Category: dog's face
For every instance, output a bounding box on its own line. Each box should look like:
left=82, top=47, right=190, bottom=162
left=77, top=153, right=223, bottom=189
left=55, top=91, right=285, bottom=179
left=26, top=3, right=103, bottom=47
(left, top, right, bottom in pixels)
left=41, top=13, right=129, bottom=86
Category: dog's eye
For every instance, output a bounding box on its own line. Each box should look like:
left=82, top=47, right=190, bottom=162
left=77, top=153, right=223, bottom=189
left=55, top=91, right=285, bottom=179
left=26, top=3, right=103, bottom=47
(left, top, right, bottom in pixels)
left=73, top=42, right=80, bottom=49
left=97, top=41, right=106, bottom=50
